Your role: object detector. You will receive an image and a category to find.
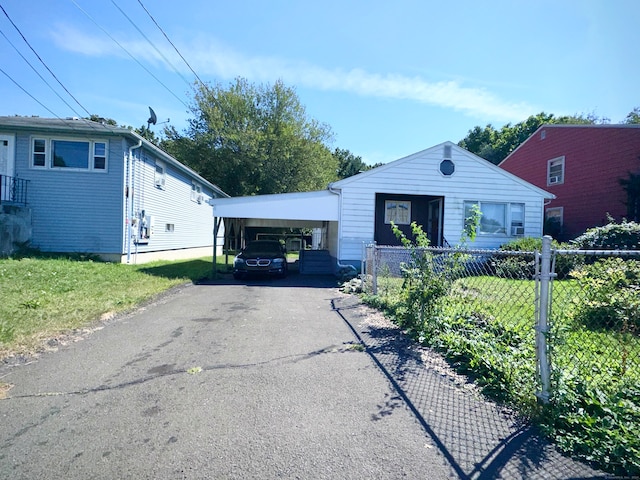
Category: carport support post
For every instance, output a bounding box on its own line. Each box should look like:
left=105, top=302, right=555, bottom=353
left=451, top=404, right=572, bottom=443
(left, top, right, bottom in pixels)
left=213, top=217, right=222, bottom=279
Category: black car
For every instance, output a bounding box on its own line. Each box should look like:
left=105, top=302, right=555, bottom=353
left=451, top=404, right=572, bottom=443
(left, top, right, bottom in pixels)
left=233, top=240, right=288, bottom=279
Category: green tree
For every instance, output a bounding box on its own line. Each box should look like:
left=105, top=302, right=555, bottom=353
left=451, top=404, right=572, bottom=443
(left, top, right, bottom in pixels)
left=333, top=148, right=371, bottom=179
left=458, top=112, right=608, bottom=165
left=135, top=124, right=160, bottom=145
left=161, top=77, right=337, bottom=196
left=623, top=107, right=640, bottom=124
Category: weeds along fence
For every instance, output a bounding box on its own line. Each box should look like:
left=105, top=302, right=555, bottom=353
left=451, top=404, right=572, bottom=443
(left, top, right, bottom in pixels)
left=361, top=237, right=640, bottom=474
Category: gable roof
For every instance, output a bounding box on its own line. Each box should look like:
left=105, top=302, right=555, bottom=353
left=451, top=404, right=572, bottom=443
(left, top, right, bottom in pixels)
left=331, top=141, right=555, bottom=199
left=0, top=116, right=228, bottom=198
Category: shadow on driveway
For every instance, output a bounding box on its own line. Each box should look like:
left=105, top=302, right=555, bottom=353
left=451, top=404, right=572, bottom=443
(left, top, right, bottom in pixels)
left=330, top=295, right=612, bottom=480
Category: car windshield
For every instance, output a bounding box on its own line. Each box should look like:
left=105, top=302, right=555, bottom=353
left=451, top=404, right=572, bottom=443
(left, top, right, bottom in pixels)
left=243, top=242, right=282, bottom=256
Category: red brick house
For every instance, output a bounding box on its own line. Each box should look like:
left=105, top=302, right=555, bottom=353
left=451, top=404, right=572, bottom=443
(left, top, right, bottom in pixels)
left=499, top=124, right=640, bottom=241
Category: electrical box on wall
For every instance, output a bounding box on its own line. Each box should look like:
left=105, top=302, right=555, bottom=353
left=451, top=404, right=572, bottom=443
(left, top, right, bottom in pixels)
left=134, top=211, right=154, bottom=244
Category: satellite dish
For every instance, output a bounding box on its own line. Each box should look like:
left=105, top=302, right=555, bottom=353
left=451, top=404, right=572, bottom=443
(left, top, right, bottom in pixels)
left=147, top=107, right=157, bottom=127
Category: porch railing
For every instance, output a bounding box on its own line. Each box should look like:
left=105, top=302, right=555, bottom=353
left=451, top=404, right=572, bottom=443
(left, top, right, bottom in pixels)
left=0, top=175, right=29, bottom=206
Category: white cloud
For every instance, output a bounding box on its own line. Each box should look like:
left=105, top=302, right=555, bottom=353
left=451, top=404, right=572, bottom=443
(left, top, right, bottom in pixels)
left=51, top=25, right=534, bottom=122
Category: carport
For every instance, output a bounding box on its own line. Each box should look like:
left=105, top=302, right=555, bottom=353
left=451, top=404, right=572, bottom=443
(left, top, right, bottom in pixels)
left=209, top=189, right=341, bottom=275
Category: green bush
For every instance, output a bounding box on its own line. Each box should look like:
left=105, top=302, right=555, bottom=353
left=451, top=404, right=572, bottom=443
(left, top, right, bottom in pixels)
left=570, top=258, right=640, bottom=334
left=571, top=220, right=640, bottom=250
left=491, top=237, right=579, bottom=280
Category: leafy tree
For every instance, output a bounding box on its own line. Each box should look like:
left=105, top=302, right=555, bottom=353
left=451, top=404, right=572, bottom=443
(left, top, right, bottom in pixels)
left=86, top=114, right=117, bottom=126
left=623, top=107, right=640, bottom=124
left=135, top=124, right=160, bottom=145
left=458, top=112, right=608, bottom=165
left=333, top=148, right=372, bottom=179
left=161, top=77, right=337, bottom=196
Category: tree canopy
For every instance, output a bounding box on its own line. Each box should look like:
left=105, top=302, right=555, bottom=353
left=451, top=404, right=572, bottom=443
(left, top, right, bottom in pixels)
left=160, top=78, right=338, bottom=197
left=457, top=110, right=631, bottom=165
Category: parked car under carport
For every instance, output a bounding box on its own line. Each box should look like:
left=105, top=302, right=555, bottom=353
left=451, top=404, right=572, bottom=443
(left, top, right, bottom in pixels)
left=233, top=240, right=288, bottom=279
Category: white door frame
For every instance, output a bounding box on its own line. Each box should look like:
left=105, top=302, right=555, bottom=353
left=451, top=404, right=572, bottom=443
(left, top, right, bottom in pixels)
left=0, top=134, right=15, bottom=178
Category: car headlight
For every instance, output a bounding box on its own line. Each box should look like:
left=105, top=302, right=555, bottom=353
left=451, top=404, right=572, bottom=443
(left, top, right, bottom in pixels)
left=272, top=258, right=284, bottom=265
left=234, top=258, right=245, bottom=266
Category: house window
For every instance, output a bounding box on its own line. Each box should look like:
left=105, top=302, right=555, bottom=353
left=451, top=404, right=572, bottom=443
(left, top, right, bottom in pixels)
left=385, top=200, right=411, bottom=225
left=439, top=159, right=455, bottom=176
left=545, top=207, right=563, bottom=226
left=165, top=223, right=175, bottom=232
left=32, top=138, right=46, bottom=167
left=464, top=201, right=525, bottom=236
left=155, top=161, right=166, bottom=189
left=31, top=137, right=108, bottom=171
left=191, top=182, right=202, bottom=203
left=547, top=156, right=565, bottom=185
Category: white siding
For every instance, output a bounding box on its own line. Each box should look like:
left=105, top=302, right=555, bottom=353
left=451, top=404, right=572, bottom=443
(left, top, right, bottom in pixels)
left=333, top=143, right=552, bottom=262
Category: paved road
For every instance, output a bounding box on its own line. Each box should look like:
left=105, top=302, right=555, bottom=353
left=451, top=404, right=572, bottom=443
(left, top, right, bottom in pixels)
left=0, top=275, right=609, bottom=479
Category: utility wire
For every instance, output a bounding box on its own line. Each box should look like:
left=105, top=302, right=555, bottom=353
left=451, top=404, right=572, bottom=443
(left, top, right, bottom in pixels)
left=0, top=66, right=61, bottom=119
left=0, top=27, right=87, bottom=120
left=71, top=0, right=189, bottom=109
left=110, top=0, right=193, bottom=90
left=136, top=0, right=207, bottom=89
left=0, top=2, right=93, bottom=118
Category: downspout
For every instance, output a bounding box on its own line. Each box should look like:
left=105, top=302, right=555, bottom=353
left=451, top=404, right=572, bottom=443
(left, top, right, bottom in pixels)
left=126, top=139, right=143, bottom=264
left=328, top=183, right=356, bottom=278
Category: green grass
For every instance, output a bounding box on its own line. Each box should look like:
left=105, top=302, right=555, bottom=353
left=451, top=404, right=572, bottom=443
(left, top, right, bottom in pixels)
left=0, top=254, right=227, bottom=358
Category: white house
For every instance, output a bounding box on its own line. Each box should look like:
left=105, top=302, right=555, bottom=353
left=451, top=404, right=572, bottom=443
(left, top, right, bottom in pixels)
left=209, top=142, right=554, bottom=271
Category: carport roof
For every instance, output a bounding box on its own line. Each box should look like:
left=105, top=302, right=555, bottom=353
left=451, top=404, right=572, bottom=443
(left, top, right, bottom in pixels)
left=208, top=189, right=339, bottom=221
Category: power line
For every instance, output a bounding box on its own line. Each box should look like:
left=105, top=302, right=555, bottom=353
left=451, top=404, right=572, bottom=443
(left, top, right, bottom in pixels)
left=136, top=0, right=207, bottom=89
left=110, top=0, right=193, bottom=90
left=0, top=27, right=87, bottom=120
left=0, top=66, right=61, bottom=119
left=70, top=0, right=189, bottom=109
left=0, top=2, right=93, bottom=118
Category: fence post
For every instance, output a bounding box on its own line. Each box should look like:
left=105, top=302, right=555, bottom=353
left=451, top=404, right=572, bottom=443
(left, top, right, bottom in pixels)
left=536, top=235, right=553, bottom=403
left=371, top=243, right=378, bottom=295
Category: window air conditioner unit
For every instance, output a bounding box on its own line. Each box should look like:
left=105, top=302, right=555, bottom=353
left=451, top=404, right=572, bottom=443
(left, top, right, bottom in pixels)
left=549, top=176, right=560, bottom=184
left=197, top=194, right=203, bottom=204
left=511, top=226, right=525, bottom=236
left=155, top=178, right=165, bottom=188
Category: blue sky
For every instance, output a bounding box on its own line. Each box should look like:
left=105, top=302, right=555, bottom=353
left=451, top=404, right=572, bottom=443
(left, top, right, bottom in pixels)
left=1, top=0, right=638, bottom=165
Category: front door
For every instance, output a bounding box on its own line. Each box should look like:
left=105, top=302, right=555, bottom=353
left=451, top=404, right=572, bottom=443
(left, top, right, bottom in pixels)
left=427, top=198, right=443, bottom=247
left=0, top=134, right=15, bottom=202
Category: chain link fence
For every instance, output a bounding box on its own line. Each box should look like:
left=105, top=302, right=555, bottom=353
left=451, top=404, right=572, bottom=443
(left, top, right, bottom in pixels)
left=361, top=239, right=640, bottom=474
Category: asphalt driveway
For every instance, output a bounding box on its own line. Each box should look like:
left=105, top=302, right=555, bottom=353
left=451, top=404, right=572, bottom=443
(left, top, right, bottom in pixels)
left=0, top=275, right=608, bottom=479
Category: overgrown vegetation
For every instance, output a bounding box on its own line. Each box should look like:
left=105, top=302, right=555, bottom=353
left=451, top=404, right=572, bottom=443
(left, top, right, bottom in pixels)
left=571, top=219, right=640, bottom=250
left=0, top=253, right=224, bottom=358
left=360, top=223, right=640, bottom=475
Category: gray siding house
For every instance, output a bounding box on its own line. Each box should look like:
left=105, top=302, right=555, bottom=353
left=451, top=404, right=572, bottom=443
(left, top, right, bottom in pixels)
left=0, top=116, right=227, bottom=262
left=210, top=142, right=554, bottom=270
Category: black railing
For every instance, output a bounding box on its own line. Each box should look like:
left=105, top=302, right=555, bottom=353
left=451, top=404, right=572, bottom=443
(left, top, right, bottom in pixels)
left=0, top=175, right=29, bottom=206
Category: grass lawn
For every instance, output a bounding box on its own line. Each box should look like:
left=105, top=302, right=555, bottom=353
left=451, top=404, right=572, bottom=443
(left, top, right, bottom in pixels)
left=0, top=255, right=227, bottom=359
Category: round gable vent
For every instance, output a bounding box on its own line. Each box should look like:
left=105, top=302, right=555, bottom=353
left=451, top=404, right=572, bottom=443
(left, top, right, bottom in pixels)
left=439, top=159, right=455, bottom=176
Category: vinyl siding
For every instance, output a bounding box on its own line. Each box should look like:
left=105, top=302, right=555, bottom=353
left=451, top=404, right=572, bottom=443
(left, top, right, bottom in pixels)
left=125, top=149, right=214, bottom=254
left=335, top=143, right=549, bottom=262
left=10, top=131, right=124, bottom=254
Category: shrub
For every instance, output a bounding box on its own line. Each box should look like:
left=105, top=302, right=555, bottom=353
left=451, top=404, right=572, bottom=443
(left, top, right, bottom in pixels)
left=569, top=258, right=640, bottom=334
left=491, top=237, right=579, bottom=280
left=571, top=220, right=640, bottom=250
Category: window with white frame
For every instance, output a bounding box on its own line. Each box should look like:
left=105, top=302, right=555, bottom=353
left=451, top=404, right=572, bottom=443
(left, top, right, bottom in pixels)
left=31, top=137, right=107, bottom=171
left=464, top=201, right=525, bottom=236
left=547, top=156, right=565, bottom=185
left=384, top=200, right=411, bottom=225
left=191, top=182, right=202, bottom=203
left=154, top=161, right=166, bottom=189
